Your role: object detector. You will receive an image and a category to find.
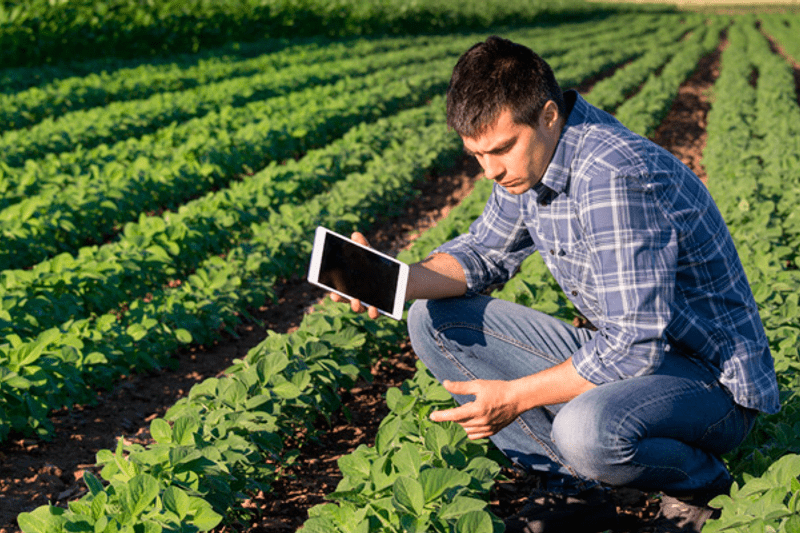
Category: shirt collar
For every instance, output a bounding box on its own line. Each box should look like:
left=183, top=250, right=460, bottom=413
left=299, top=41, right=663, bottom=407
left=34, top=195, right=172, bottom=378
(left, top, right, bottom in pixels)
left=536, top=90, right=586, bottom=197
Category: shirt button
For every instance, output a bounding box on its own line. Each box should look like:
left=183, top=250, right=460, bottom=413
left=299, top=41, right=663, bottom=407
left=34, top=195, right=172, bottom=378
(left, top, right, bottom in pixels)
left=571, top=290, right=578, bottom=296
left=549, top=249, right=555, bottom=255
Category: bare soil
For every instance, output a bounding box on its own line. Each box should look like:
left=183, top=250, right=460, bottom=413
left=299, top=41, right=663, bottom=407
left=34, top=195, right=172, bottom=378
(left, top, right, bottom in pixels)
left=0, top=40, right=722, bottom=533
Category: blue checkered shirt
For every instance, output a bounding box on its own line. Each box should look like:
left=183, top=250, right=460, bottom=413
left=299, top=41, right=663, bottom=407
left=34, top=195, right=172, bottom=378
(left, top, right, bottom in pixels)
left=436, top=91, right=780, bottom=414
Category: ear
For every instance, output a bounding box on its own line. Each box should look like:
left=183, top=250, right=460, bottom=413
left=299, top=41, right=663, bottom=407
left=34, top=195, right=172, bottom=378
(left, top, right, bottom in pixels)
left=539, top=100, right=560, bottom=130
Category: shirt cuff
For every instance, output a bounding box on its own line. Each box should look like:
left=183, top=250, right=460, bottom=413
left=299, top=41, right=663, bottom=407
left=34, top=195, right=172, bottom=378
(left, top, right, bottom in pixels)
left=571, top=334, right=665, bottom=385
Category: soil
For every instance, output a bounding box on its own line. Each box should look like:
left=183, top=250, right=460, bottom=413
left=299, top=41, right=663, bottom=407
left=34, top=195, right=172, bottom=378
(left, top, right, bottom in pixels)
left=0, top=39, right=723, bottom=533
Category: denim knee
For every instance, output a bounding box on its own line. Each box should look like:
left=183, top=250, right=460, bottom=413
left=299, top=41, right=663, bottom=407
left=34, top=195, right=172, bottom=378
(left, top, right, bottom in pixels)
left=407, top=299, right=433, bottom=345
left=551, top=392, right=625, bottom=485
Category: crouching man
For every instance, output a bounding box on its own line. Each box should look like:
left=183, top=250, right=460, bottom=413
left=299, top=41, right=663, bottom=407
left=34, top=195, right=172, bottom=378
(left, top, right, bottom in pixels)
left=333, top=36, right=779, bottom=533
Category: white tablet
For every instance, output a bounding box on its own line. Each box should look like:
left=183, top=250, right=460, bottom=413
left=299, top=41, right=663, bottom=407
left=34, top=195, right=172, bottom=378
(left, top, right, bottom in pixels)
left=307, top=226, right=409, bottom=320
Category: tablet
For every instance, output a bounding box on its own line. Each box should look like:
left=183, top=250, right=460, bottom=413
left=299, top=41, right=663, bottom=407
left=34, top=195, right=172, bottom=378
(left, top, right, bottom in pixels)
left=307, top=226, right=409, bottom=320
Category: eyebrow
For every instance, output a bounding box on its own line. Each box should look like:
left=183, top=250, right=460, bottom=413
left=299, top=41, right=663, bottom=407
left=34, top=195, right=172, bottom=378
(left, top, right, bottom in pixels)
left=464, top=136, right=517, bottom=157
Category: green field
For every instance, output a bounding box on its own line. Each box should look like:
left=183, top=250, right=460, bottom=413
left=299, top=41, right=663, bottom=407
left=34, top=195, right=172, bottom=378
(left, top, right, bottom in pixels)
left=1, top=1, right=799, bottom=532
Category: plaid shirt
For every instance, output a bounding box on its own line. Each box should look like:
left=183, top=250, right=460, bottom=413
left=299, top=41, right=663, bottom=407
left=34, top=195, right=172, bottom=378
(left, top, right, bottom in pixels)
left=436, top=91, right=780, bottom=414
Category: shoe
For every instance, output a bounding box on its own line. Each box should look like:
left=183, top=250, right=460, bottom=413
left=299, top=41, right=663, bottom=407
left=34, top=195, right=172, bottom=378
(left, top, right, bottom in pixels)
left=504, top=486, right=620, bottom=533
left=651, top=494, right=721, bottom=532
left=651, top=479, right=731, bottom=533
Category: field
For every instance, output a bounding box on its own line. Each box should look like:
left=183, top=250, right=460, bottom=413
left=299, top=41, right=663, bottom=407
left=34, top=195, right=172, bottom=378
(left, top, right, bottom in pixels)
left=1, top=1, right=799, bottom=532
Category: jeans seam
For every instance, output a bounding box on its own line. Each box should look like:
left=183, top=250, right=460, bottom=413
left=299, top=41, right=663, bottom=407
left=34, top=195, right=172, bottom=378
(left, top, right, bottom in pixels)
left=436, top=321, right=563, bottom=365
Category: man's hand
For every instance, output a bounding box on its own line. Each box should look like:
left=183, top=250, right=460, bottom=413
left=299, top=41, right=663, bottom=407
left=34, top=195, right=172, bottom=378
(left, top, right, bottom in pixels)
left=429, top=379, right=523, bottom=440
left=328, top=231, right=380, bottom=319
left=428, top=360, right=596, bottom=440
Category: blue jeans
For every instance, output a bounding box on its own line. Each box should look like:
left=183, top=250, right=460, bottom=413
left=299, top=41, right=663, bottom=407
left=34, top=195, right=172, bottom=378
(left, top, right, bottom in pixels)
left=407, top=295, right=757, bottom=495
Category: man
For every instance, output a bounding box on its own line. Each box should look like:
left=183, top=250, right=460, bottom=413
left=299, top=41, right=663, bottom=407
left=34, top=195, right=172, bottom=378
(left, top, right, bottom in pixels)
left=334, top=36, right=779, bottom=532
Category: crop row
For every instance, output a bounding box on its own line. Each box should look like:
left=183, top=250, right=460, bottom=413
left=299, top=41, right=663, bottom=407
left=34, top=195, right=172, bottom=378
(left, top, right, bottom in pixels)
left=0, top=12, right=667, bottom=132
left=0, top=36, right=423, bottom=132
left=0, top=15, right=693, bottom=344
left=0, top=41, right=467, bottom=169
left=613, top=18, right=725, bottom=138
left=586, top=14, right=713, bottom=114
left=0, top=15, right=679, bottom=274
left=1, top=11, right=668, bottom=190
left=12, top=107, right=472, bottom=531
left=0, top=100, right=445, bottom=342
left=14, top=171, right=505, bottom=533
left=677, top=16, right=800, bottom=533
left=15, top=301, right=407, bottom=532
left=0, top=98, right=465, bottom=442
left=759, top=13, right=800, bottom=65
left=0, top=59, right=454, bottom=271
left=0, top=0, right=614, bottom=68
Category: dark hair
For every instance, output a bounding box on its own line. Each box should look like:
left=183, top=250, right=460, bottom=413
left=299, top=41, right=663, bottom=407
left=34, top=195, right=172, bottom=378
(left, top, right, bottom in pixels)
left=446, top=36, right=565, bottom=138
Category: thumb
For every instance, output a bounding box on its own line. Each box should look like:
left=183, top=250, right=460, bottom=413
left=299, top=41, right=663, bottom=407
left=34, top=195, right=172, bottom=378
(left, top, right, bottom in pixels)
left=351, top=231, right=371, bottom=248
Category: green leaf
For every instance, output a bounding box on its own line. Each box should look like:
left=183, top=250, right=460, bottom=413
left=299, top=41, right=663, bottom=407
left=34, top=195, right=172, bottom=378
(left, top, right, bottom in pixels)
left=393, top=442, right=423, bottom=478
left=784, top=514, right=800, bottom=533
left=455, top=510, right=494, bottom=533
left=173, top=415, right=199, bottom=446
left=17, top=506, right=65, bottom=533
left=272, top=381, right=302, bottom=399
left=150, top=418, right=172, bottom=444
left=338, top=450, right=372, bottom=481
left=126, top=323, right=149, bottom=341
left=90, top=491, right=108, bottom=520
left=376, top=416, right=401, bottom=454
left=189, top=499, right=223, bottom=531
left=175, top=329, right=193, bottom=343
left=438, top=496, right=488, bottom=519
left=393, top=476, right=425, bottom=516
left=420, top=468, right=470, bottom=503
left=120, top=474, right=159, bottom=518
left=83, top=471, right=104, bottom=496
left=163, top=486, right=191, bottom=519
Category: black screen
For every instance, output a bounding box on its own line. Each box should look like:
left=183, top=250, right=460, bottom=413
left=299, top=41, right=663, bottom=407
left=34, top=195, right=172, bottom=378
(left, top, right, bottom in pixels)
left=318, top=232, right=401, bottom=312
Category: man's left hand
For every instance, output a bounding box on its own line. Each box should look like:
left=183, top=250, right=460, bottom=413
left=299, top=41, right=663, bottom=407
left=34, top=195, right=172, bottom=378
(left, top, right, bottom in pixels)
left=429, top=379, right=522, bottom=440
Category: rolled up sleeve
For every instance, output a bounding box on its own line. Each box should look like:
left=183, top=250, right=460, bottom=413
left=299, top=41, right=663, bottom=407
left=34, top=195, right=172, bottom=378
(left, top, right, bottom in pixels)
left=435, top=184, right=536, bottom=295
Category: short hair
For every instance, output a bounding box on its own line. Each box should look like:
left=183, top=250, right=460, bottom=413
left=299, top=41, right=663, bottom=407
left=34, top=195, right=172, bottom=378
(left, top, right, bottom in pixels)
left=446, top=36, right=565, bottom=138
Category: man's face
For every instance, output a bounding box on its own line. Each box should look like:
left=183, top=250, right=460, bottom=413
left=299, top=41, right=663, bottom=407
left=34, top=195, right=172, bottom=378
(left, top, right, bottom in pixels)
left=462, top=102, right=563, bottom=195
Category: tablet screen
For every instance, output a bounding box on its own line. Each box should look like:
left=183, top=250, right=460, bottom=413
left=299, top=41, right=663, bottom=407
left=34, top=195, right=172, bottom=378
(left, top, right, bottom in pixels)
left=317, top=231, right=401, bottom=313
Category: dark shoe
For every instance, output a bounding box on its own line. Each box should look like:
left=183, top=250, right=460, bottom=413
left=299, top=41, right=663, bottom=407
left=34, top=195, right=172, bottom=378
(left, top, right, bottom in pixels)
left=504, top=486, right=620, bottom=533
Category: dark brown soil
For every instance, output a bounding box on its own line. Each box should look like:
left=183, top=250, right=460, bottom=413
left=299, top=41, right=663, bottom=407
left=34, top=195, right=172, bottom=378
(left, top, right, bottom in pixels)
left=0, top=39, right=721, bottom=532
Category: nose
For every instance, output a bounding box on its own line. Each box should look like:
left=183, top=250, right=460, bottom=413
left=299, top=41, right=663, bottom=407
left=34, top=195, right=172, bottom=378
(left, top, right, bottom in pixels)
left=478, top=155, right=505, bottom=182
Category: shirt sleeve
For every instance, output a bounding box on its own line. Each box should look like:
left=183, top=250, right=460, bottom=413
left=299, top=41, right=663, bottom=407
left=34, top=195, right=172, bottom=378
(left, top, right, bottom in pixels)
left=571, top=169, right=679, bottom=384
left=434, top=183, right=537, bottom=294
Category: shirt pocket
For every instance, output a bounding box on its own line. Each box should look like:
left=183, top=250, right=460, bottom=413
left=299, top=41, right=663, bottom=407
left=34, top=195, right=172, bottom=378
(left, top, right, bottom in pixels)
left=554, top=237, right=601, bottom=316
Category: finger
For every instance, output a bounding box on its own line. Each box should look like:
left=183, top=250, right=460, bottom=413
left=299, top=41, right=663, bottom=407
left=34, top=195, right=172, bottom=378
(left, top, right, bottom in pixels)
left=368, top=306, right=380, bottom=320
left=330, top=292, right=347, bottom=303
left=465, top=430, right=493, bottom=440
left=351, top=231, right=371, bottom=247
left=442, top=379, right=477, bottom=396
left=429, top=403, right=477, bottom=424
left=350, top=298, right=366, bottom=314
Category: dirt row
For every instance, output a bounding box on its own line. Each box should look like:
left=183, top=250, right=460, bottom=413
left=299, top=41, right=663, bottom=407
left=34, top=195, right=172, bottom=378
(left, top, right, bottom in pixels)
left=0, top=37, right=724, bottom=532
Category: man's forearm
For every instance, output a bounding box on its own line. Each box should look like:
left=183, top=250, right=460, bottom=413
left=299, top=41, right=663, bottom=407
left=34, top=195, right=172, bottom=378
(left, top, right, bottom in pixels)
left=511, top=357, right=596, bottom=411
left=406, top=253, right=468, bottom=301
